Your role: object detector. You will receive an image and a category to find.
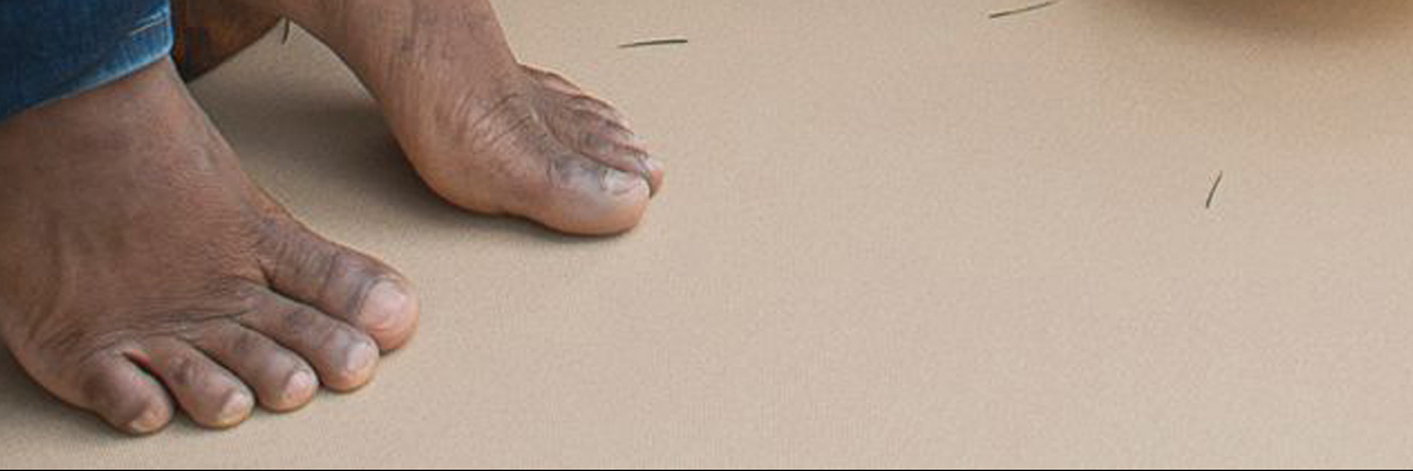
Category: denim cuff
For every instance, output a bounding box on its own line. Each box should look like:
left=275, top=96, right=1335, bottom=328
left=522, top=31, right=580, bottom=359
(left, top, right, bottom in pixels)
left=1, top=1, right=174, bottom=122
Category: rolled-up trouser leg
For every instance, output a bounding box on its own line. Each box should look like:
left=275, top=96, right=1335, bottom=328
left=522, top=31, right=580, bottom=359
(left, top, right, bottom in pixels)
left=0, top=0, right=174, bottom=122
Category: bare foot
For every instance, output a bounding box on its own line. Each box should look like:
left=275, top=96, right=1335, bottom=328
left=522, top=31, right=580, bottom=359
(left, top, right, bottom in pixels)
left=261, top=0, right=663, bottom=235
left=0, top=59, right=418, bottom=434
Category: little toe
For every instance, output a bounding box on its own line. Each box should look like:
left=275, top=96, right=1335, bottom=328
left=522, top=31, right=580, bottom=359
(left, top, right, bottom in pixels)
left=189, top=321, right=318, bottom=412
left=77, top=355, right=174, bottom=435
left=132, top=340, right=255, bottom=429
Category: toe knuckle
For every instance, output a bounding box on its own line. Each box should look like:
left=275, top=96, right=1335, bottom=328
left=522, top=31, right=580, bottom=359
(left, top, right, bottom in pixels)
left=228, top=284, right=266, bottom=314
left=227, top=328, right=261, bottom=355
left=567, top=94, right=606, bottom=112
left=280, top=306, right=321, bottom=334
left=333, top=251, right=391, bottom=285
left=166, top=356, right=199, bottom=386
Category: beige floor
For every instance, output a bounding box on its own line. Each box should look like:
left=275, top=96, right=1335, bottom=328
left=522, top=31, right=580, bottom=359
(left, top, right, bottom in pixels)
left=7, top=0, right=1413, bottom=467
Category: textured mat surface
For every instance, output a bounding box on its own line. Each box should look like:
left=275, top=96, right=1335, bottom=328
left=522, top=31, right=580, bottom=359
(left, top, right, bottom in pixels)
left=5, top=0, right=1413, bottom=467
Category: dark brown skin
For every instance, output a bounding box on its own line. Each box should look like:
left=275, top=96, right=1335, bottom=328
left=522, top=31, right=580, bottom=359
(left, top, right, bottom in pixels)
left=0, top=0, right=657, bottom=435
left=0, top=60, right=418, bottom=433
left=240, top=0, right=664, bottom=235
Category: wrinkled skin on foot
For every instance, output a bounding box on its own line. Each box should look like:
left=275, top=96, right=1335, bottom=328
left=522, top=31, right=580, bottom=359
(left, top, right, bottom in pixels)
left=284, top=0, right=665, bottom=235
left=0, top=60, right=418, bottom=434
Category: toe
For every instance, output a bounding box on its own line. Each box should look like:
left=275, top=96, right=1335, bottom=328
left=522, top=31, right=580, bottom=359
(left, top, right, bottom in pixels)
left=561, top=93, right=631, bottom=130
left=522, top=64, right=586, bottom=96
left=472, top=109, right=652, bottom=235
left=131, top=340, right=254, bottom=429
left=558, top=109, right=664, bottom=196
left=257, top=226, right=419, bottom=351
left=238, top=289, right=381, bottom=392
left=531, top=84, right=663, bottom=197
left=532, top=152, right=652, bottom=235
left=189, top=321, right=318, bottom=412
left=77, top=355, right=174, bottom=435
left=357, top=280, right=419, bottom=351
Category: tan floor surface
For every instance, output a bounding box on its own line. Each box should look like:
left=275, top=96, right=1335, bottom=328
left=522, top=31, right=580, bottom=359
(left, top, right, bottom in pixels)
left=7, top=0, right=1413, bottom=467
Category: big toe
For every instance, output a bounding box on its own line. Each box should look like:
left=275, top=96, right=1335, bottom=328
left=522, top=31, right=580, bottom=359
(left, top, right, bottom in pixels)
left=528, top=154, right=652, bottom=235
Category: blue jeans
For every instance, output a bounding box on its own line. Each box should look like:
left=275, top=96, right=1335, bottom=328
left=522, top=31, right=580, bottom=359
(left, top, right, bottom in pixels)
left=0, top=0, right=174, bottom=121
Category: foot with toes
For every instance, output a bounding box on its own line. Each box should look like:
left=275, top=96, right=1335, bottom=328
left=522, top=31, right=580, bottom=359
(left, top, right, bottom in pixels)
left=0, top=0, right=648, bottom=433
left=0, top=61, right=417, bottom=433
left=297, top=0, right=665, bottom=235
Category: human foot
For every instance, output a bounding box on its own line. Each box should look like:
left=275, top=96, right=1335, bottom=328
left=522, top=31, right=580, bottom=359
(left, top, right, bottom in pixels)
left=0, top=60, right=418, bottom=434
left=269, top=0, right=663, bottom=235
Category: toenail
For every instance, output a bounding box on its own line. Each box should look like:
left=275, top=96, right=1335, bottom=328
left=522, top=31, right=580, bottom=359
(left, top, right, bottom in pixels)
left=343, top=340, right=379, bottom=380
left=282, top=369, right=318, bottom=403
left=215, top=391, right=254, bottom=426
left=633, top=158, right=654, bottom=180
left=126, top=406, right=168, bottom=434
left=360, top=281, right=411, bottom=333
left=604, top=168, right=644, bottom=194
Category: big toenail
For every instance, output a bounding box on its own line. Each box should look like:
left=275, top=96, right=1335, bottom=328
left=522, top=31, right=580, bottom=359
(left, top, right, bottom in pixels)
left=216, top=391, right=254, bottom=426
left=360, top=281, right=410, bottom=333
left=604, top=168, right=643, bottom=194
